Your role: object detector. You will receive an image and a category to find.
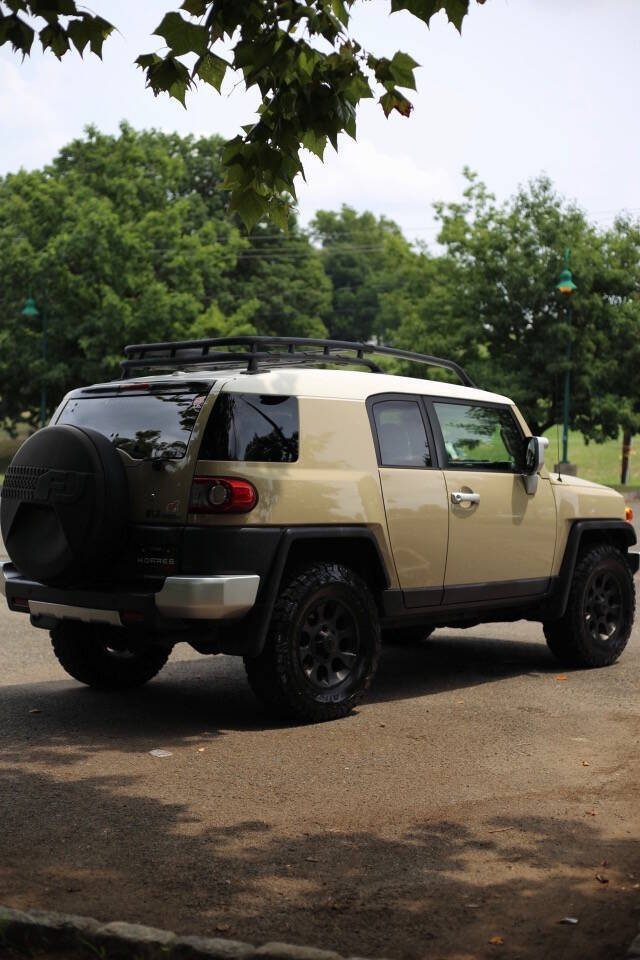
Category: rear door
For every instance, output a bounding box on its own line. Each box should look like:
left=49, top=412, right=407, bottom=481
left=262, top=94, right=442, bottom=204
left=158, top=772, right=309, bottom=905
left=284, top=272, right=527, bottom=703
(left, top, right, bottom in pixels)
left=427, top=398, right=556, bottom=602
left=370, top=395, right=448, bottom=607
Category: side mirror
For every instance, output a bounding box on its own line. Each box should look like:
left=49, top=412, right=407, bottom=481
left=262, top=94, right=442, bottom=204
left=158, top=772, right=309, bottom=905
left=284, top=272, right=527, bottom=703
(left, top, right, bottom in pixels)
left=523, top=436, right=548, bottom=495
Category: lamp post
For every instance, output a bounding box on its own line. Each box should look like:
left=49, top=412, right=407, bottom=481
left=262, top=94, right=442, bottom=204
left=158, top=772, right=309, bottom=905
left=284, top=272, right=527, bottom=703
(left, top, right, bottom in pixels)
left=555, top=248, right=577, bottom=467
left=22, top=295, right=47, bottom=428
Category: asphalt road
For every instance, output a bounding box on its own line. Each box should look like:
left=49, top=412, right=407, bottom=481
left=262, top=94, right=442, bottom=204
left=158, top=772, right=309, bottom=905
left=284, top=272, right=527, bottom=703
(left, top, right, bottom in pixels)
left=1, top=592, right=640, bottom=960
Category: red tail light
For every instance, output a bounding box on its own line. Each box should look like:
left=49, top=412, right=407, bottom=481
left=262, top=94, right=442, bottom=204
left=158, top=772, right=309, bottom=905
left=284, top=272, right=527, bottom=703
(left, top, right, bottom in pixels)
left=189, top=476, right=258, bottom=514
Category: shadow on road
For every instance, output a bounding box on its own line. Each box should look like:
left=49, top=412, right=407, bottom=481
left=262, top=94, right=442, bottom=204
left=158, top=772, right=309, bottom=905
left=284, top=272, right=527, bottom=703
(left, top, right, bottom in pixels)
left=2, top=634, right=632, bottom=960
left=0, top=632, right=561, bottom=753
left=0, top=765, right=637, bottom=960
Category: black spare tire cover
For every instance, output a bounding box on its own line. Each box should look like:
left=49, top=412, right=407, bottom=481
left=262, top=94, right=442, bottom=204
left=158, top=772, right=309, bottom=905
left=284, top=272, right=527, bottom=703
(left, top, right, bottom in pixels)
left=1, top=425, right=128, bottom=586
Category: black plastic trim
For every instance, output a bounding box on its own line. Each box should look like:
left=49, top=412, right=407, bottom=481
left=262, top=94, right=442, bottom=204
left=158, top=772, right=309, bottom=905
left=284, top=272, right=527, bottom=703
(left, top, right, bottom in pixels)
left=547, top=519, right=638, bottom=619
left=217, top=525, right=390, bottom=656
left=442, top=576, right=549, bottom=605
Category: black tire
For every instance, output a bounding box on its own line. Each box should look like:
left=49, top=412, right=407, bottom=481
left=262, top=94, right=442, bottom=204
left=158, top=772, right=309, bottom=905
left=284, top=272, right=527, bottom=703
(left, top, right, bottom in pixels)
left=51, top=621, right=170, bottom=689
left=244, top=562, right=381, bottom=723
left=383, top=625, right=435, bottom=646
left=543, top=544, right=635, bottom=668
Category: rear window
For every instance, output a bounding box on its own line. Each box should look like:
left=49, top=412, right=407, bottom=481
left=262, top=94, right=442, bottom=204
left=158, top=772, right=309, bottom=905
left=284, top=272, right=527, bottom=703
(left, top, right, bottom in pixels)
left=200, top=393, right=299, bottom=463
left=57, top=392, right=207, bottom=461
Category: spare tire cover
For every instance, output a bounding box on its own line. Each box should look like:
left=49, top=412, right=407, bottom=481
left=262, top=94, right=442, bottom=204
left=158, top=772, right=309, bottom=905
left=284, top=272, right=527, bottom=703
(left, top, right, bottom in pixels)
left=1, top=425, right=128, bottom=586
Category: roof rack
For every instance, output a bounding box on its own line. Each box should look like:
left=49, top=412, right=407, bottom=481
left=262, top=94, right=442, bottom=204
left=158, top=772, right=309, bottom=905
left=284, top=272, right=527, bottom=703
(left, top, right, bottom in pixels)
left=121, top=336, right=475, bottom=388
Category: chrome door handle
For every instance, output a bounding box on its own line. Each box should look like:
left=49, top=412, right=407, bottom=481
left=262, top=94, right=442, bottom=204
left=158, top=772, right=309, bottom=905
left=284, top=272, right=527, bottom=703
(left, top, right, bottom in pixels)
left=451, top=491, right=480, bottom=505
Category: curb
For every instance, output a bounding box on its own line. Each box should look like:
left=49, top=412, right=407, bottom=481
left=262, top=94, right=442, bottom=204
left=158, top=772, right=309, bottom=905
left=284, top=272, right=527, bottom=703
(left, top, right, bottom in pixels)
left=0, top=905, right=381, bottom=960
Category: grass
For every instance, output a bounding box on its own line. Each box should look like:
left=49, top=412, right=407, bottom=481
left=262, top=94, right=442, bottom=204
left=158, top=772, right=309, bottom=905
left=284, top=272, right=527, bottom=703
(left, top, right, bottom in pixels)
left=543, top=427, right=639, bottom=490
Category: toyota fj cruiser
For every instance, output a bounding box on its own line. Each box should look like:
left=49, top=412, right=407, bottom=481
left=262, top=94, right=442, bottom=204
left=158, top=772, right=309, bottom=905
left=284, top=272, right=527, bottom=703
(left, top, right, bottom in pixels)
left=1, top=337, right=636, bottom=723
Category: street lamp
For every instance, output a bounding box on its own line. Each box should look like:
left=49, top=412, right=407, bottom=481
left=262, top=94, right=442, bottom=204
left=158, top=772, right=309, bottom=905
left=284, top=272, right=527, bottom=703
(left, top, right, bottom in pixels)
left=22, top=295, right=47, bottom=429
left=555, top=248, right=577, bottom=466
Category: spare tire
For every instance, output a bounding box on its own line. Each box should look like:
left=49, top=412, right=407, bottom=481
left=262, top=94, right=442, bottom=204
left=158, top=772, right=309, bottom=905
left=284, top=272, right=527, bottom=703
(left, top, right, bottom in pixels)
left=1, top=425, right=128, bottom=586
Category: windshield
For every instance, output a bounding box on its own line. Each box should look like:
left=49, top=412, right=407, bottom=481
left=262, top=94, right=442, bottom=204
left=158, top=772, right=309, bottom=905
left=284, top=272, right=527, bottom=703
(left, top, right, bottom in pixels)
left=57, top=392, right=207, bottom=460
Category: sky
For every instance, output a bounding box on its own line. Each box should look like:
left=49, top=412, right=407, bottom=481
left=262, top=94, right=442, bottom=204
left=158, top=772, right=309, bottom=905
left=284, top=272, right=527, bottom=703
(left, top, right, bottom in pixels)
left=1, top=0, right=640, bottom=244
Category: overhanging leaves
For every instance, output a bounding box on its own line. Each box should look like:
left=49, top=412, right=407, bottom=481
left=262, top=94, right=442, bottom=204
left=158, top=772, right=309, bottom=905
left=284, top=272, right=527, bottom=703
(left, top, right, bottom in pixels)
left=3, top=0, right=486, bottom=228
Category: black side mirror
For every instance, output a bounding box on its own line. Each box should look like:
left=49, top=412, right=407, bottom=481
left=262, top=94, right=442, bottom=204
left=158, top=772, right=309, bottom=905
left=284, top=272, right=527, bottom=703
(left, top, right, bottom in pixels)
left=523, top=436, right=548, bottom=494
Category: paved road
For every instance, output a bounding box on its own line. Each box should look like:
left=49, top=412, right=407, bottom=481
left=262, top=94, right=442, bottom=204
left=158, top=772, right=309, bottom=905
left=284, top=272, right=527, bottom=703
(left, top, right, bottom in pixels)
left=1, top=598, right=639, bottom=960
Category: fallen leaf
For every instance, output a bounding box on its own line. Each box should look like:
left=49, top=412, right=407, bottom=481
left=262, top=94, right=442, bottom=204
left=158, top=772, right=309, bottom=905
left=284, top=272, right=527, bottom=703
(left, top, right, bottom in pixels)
left=489, top=935, right=504, bottom=945
left=216, top=924, right=230, bottom=933
left=582, top=760, right=590, bottom=767
left=149, top=749, right=172, bottom=758
left=595, top=873, right=609, bottom=884
left=28, top=709, right=41, bottom=715
left=600, top=860, right=609, bottom=868
left=585, top=810, right=598, bottom=816
left=198, top=748, right=205, bottom=753
left=305, top=857, right=320, bottom=863
left=556, top=675, right=568, bottom=681
left=559, top=917, right=579, bottom=925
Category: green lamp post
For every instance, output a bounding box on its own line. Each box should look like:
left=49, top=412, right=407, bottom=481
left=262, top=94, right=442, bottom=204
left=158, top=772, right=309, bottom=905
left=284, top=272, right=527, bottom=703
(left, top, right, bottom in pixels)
left=555, top=248, right=577, bottom=465
left=22, top=295, right=47, bottom=428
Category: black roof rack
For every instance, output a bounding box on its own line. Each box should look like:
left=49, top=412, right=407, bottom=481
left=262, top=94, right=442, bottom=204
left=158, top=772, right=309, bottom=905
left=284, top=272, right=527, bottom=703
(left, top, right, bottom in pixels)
left=121, top=336, right=475, bottom=388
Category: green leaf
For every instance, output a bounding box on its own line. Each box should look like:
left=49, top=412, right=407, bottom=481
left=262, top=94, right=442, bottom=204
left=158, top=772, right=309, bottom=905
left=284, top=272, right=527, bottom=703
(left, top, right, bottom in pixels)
left=388, top=51, right=419, bottom=90
left=331, top=0, right=349, bottom=27
left=66, top=17, right=93, bottom=56
left=153, top=11, right=209, bottom=57
left=301, top=130, right=327, bottom=160
left=379, top=89, right=413, bottom=118
left=181, top=0, right=208, bottom=15
left=0, top=13, right=34, bottom=55
left=194, top=51, right=228, bottom=91
left=143, top=55, right=192, bottom=106
left=390, top=0, right=470, bottom=31
left=39, top=22, right=69, bottom=59
left=230, top=188, right=270, bottom=231
left=87, top=16, right=114, bottom=57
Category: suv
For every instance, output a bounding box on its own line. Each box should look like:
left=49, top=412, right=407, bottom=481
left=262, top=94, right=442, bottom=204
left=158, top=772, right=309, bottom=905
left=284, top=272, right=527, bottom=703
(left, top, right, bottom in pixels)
left=1, top=337, right=637, bottom=723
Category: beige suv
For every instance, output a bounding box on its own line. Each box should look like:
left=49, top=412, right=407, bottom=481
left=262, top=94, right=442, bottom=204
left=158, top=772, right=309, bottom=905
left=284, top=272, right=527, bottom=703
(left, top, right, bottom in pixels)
left=1, top=337, right=636, bottom=723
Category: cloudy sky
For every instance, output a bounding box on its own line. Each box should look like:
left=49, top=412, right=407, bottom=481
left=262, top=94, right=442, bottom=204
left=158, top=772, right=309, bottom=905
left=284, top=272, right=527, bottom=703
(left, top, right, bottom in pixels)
left=1, top=0, right=639, bottom=243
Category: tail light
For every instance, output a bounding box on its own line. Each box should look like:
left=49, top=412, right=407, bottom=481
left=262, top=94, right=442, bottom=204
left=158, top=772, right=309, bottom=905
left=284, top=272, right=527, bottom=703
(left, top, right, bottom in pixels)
left=626, top=506, right=634, bottom=522
left=189, top=476, right=258, bottom=514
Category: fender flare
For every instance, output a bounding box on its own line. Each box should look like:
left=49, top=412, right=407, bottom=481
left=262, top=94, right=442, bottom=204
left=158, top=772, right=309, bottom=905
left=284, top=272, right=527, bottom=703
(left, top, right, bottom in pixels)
left=549, top=519, right=638, bottom=619
left=217, top=526, right=390, bottom=657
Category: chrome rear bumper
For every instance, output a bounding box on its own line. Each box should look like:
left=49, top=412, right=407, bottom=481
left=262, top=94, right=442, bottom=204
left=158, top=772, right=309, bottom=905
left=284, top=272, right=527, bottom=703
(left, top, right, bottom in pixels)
left=1, top=562, right=259, bottom=626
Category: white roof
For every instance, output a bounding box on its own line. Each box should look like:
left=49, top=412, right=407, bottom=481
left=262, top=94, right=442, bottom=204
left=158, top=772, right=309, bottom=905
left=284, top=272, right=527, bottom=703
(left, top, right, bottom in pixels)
left=96, top=365, right=511, bottom=405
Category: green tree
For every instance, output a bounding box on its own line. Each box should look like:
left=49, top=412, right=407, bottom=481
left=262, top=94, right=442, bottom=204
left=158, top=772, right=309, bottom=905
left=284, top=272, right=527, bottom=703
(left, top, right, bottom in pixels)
left=0, top=0, right=486, bottom=226
left=401, top=170, right=614, bottom=439
left=311, top=206, right=411, bottom=342
left=0, top=125, right=328, bottom=431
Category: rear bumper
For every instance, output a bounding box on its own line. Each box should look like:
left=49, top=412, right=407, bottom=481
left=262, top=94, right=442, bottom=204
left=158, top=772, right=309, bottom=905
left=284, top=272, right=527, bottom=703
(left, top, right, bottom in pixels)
left=0, top=563, right=259, bottom=628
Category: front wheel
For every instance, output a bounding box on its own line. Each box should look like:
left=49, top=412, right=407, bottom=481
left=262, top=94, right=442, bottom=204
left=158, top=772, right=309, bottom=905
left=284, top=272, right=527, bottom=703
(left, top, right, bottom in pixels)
left=244, top=562, right=381, bottom=723
left=543, top=544, right=635, bottom=668
left=51, top=621, right=170, bottom=689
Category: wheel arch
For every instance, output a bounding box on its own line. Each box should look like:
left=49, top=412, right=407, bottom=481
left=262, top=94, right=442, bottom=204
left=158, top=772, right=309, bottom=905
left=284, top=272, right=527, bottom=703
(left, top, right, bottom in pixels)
left=217, top=526, right=390, bottom=657
left=549, top=519, right=638, bottom=620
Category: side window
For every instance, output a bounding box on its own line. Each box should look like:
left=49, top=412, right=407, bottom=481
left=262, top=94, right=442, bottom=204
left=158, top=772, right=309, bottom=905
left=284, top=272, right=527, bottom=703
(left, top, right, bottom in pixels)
left=373, top=400, right=431, bottom=468
left=433, top=402, right=524, bottom=472
left=200, top=393, right=299, bottom=463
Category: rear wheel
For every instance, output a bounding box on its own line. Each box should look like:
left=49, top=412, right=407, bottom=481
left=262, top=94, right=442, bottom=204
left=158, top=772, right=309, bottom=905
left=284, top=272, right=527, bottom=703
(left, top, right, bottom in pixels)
left=543, top=544, right=635, bottom=668
left=51, top=621, right=170, bottom=689
left=244, top=562, right=381, bottom=723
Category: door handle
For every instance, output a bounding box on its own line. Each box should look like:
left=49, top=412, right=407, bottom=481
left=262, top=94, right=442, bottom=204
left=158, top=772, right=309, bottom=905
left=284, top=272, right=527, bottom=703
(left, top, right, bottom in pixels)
left=451, top=491, right=480, bottom=505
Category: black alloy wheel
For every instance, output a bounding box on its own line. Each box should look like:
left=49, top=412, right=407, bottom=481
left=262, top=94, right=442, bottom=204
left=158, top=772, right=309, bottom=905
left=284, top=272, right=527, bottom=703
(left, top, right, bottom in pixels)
left=543, top=543, right=635, bottom=668
left=244, top=561, right=381, bottom=723
left=296, top=596, right=360, bottom=691
left=584, top=569, right=622, bottom=645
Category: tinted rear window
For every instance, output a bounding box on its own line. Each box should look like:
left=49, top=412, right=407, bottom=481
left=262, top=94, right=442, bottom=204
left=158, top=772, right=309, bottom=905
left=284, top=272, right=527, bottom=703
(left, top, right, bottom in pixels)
left=200, top=393, right=299, bottom=463
left=57, top=392, right=207, bottom=460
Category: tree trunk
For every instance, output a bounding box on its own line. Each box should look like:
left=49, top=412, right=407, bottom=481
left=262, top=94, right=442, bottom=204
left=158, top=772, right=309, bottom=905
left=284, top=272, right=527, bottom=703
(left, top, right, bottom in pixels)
left=620, top=430, right=632, bottom=485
